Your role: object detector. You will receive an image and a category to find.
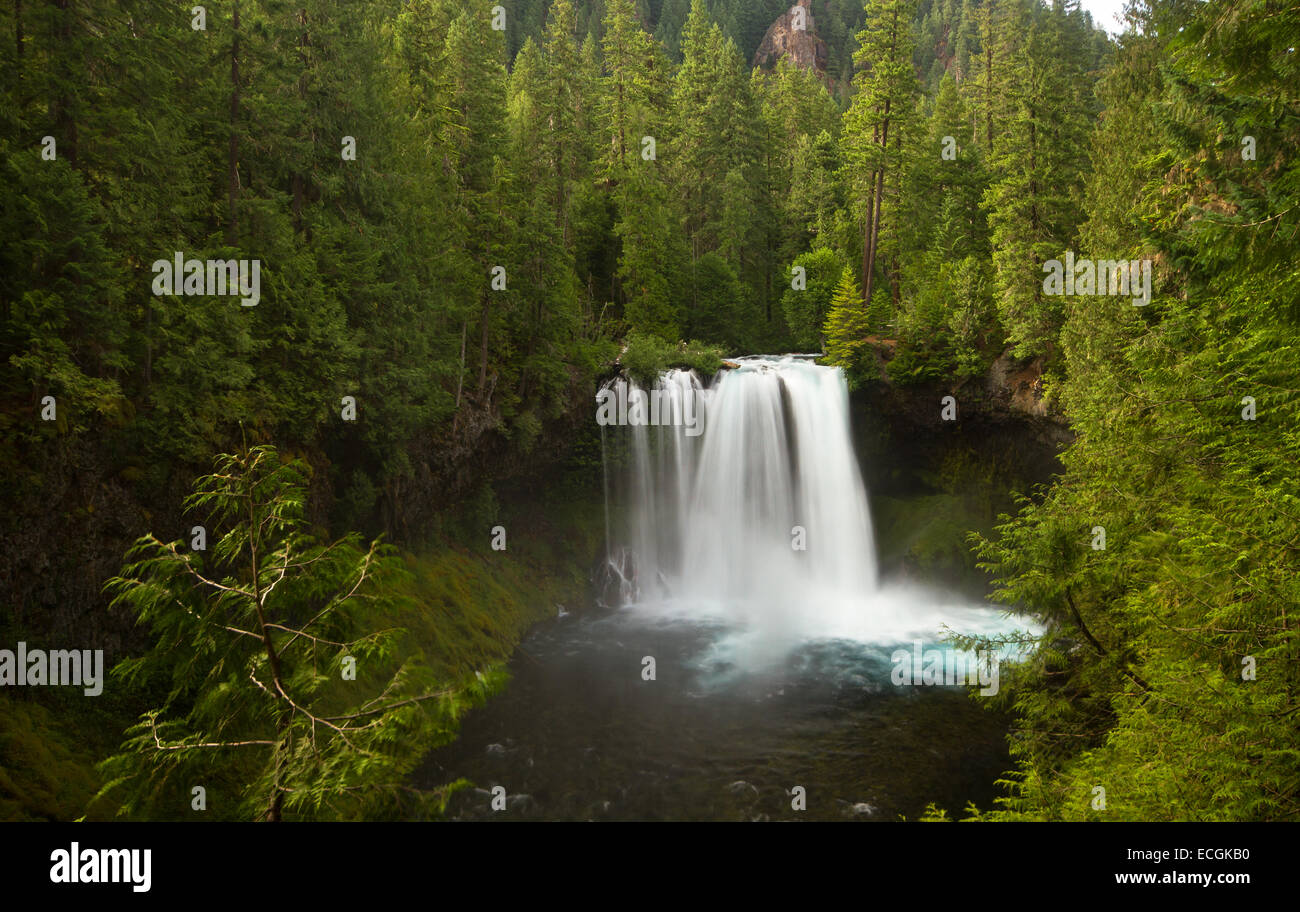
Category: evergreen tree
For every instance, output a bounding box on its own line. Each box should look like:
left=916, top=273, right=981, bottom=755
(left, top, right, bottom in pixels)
left=981, top=0, right=1094, bottom=358
left=602, top=0, right=686, bottom=337
left=969, top=0, right=1300, bottom=821
left=822, top=266, right=870, bottom=369
left=99, top=447, right=489, bottom=821
left=841, top=0, right=920, bottom=306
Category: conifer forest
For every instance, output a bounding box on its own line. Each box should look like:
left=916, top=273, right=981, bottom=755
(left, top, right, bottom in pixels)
left=1, top=0, right=1296, bottom=860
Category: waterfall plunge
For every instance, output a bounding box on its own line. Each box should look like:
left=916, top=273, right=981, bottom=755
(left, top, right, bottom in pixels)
left=601, top=355, right=911, bottom=642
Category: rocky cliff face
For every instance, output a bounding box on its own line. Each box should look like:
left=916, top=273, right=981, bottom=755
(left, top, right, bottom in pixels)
left=848, top=335, right=1062, bottom=423
left=850, top=341, right=1072, bottom=488
left=753, top=0, right=829, bottom=77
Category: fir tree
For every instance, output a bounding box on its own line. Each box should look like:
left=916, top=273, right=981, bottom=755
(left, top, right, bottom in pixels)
left=841, top=0, right=920, bottom=306
left=822, top=266, right=870, bottom=369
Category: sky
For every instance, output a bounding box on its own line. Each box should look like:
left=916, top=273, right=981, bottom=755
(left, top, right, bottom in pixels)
left=1078, top=0, right=1129, bottom=35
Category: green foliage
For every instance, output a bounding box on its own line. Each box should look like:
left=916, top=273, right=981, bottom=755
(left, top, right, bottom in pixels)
left=15, top=0, right=1295, bottom=826
left=0, top=0, right=1116, bottom=522
left=620, top=330, right=724, bottom=385
left=98, top=447, right=480, bottom=821
left=0, top=696, right=106, bottom=821
left=781, top=248, right=845, bottom=351
left=884, top=341, right=953, bottom=386
left=682, top=252, right=746, bottom=347
left=822, top=267, right=873, bottom=381
left=963, top=0, right=1300, bottom=821
left=0, top=0, right=615, bottom=540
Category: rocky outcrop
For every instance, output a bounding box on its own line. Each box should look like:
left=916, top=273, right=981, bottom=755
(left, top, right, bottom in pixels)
left=856, top=338, right=1066, bottom=432
left=983, top=350, right=1050, bottom=418
left=753, top=0, right=828, bottom=77
left=842, top=338, right=1072, bottom=515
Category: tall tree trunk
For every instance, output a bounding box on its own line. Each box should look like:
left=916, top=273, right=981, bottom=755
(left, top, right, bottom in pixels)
left=227, top=2, right=241, bottom=245
left=53, top=0, right=77, bottom=167
left=862, top=5, right=900, bottom=307
left=477, top=298, right=490, bottom=396
left=983, top=5, right=995, bottom=151
left=860, top=184, right=874, bottom=305
left=292, top=8, right=309, bottom=233
left=863, top=102, right=890, bottom=307
left=454, top=321, right=467, bottom=410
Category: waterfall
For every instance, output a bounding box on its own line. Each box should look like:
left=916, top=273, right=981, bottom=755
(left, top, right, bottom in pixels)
left=599, top=355, right=881, bottom=634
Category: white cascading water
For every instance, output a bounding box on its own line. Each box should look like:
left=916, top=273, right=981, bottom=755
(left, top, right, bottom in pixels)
left=601, top=356, right=878, bottom=637
left=599, top=355, right=1028, bottom=653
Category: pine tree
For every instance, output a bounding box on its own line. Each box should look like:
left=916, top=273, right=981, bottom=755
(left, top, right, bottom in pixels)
left=841, top=0, right=919, bottom=306
left=602, top=0, right=686, bottom=337
left=981, top=0, right=1094, bottom=358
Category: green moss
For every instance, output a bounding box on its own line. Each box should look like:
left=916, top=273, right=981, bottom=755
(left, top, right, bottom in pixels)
left=393, top=486, right=604, bottom=684
left=884, top=341, right=956, bottom=387
left=0, top=696, right=115, bottom=821
left=621, top=331, right=725, bottom=386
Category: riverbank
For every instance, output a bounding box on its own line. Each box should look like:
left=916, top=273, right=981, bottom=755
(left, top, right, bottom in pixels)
left=1, top=448, right=609, bottom=821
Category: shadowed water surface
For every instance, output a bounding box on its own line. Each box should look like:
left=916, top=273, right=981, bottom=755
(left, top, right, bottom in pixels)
left=418, top=605, right=1013, bottom=821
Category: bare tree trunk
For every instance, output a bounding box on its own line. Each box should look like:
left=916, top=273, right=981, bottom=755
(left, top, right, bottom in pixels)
left=864, top=161, right=885, bottom=304
left=862, top=5, right=900, bottom=307
left=860, top=184, right=874, bottom=304
left=864, top=103, right=890, bottom=307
